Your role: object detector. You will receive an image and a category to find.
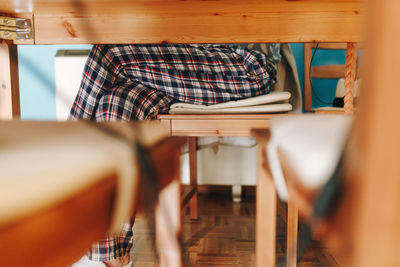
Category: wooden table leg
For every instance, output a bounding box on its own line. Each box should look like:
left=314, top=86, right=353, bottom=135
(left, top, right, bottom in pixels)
left=256, top=144, right=277, bottom=267
left=287, top=200, right=298, bottom=267
left=188, top=136, right=199, bottom=220
left=0, top=40, right=20, bottom=119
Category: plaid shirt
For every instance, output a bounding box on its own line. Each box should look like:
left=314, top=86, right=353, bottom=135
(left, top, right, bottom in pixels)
left=69, top=44, right=277, bottom=121
left=69, top=44, right=278, bottom=262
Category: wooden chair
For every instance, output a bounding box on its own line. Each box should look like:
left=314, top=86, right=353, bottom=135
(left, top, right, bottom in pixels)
left=158, top=41, right=358, bottom=267
left=252, top=114, right=353, bottom=267
left=0, top=121, right=186, bottom=267
left=252, top=0, right=400, bottom=265
left=250, top=129, right=297, bottom=267
left=158, top=114, right=279, bottom=220
left=304, top=43, right=359, bottom=114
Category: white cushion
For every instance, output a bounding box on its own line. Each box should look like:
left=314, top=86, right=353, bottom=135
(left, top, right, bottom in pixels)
left=335, top=78, right=361, bottom=98
left=267, top=115, right=353, bottom=201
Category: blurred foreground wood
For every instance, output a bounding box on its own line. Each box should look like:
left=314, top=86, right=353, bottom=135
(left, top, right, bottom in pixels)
left=0, top=134, right=186, bottom=267
left=331, top=0, right=400, bottom=265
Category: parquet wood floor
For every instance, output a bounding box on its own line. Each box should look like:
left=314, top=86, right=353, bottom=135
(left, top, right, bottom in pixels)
left=131, top=194, right=339, bottom=267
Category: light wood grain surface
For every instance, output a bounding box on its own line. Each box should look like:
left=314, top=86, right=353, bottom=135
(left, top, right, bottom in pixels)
left=337, top=0, right=400, bottom=265
left=1, top=0, right=364, bottom=44
left=158, top=114, right=289, bottom=136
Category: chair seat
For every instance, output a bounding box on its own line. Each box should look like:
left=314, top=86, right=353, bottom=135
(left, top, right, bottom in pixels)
left=267, top=115, right=353, bottom=200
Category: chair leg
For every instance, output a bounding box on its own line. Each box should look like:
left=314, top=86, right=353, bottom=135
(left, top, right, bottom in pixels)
left=286, top=200, right=298, bottom=267
left=188, top=137, right=199, bottom=220
left=155, top=179, right=182, bottom=267
left=256, top=145, right=277, bottom=267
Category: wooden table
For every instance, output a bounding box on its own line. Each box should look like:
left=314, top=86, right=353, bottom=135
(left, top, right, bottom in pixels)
left=1, top=0, right=364, bottom=119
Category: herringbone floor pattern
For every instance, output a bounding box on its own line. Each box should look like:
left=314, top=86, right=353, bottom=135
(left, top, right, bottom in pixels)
left=132, top=194, right=339, bottom=266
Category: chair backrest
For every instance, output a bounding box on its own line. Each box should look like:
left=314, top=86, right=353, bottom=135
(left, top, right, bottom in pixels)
left=303, top=43, right=355, bottom=112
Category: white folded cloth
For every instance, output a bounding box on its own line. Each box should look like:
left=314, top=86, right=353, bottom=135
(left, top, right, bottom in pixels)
left=169, top=91, right=292, bottom=114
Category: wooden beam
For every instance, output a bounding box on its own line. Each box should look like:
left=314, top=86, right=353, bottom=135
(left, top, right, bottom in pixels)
left=311, top=65, right=345, bottom=79
left=310, top=43, right=348, bottom=50
left=172, top=119, right=271, bottom=136
left=0, top=40, right=20, bottom=119
left=0, top=0, right=364, bottom=44
left=303, top=43, right=312, bottom=111
left=256, top=141, right=277, bottom=267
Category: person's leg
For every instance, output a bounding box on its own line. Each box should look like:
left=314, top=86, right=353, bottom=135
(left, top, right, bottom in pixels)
left=69, top=45, right=169, bottom=267
left=113, top=44, right=277, bottom=105
left=103, top=254, right=130, bottom=267
left=95, top=82, right=174, bottom=121
left=69, top=46, right=134, bottom=267
left=88, top=223, right=133, bottom=266
left=71, top=223, right=133, bottom=267
left=70, top=43, right=278, bottom=266
left=69, top=45, right=122, bottom=121
left=86, top=84, right=173, bottom=266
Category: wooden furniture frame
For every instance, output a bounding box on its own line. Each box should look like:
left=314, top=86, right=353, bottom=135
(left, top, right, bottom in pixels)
left=250, top=1, right=400, bottom=264
left=304, top=42, right=359, bottom=113
left=251, top=129, right=299, bottom=267
left=0, top=1, right=364, bottom=266
left=158, top=114, right=280, bottom=221
left=157, top=42, right=358, bottom=266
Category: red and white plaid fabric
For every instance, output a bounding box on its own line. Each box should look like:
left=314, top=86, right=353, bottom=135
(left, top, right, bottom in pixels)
left=69, top=43, right=278, bottom=262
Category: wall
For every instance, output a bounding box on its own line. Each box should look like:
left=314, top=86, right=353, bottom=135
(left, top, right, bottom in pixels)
left=18, top=45, right=92, bottom=120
